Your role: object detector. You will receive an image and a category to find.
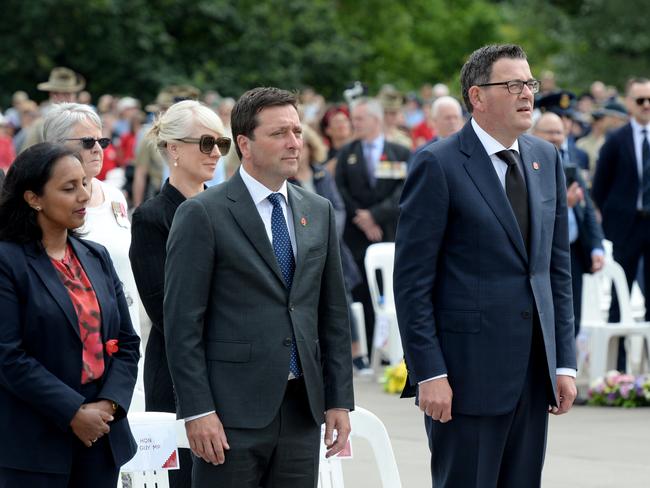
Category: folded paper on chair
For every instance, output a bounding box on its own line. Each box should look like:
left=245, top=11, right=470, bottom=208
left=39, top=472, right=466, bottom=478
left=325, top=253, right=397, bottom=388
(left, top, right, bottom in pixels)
left=121, top=421, right=180, bottom=471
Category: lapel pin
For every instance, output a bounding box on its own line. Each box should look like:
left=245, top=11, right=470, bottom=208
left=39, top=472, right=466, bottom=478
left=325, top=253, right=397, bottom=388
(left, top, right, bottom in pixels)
left=300, top=217, right=308, bottom=227
left=532, top=162, right=540, bottom=170
left=348, top=154, right=357, bottom=165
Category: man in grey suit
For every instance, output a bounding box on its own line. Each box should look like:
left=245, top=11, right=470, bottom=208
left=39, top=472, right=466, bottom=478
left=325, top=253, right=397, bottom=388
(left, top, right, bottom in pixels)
left=394, top=44, right=577, bottom=487
left=164, top=87, right=354, bottom=487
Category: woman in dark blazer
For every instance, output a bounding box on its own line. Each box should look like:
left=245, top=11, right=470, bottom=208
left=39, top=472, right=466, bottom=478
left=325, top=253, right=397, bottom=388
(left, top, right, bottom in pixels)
left=0, top=143, right=140, bottom=487
left=129, top=100, right=229, bottom=488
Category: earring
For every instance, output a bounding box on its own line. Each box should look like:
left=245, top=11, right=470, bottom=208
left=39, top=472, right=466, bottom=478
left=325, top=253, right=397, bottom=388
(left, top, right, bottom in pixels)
left=174, top=157, right=179, bottom=167
left=34, top=206, right=41, bottom=211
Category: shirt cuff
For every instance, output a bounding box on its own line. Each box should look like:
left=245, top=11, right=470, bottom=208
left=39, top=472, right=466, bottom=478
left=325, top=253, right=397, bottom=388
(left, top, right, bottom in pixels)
left=591, top=248, right=604, bottom=257
left=556, top=368, right=577, bottom=378
left=184, top=411, right=215, bottom=423
left=326, top=408, right=350, bottom=413
left=418, top=373, right=448, bottom=384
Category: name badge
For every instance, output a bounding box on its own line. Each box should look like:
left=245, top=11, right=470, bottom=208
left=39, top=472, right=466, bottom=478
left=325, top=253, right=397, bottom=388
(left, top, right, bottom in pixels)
left=111, top=201, right=130, bottom=229
left=375, top=161, right=407, bottom=180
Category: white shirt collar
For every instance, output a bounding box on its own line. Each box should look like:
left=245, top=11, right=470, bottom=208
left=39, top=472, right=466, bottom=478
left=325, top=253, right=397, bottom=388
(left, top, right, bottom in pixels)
left=631, top=117, right=650, bottom=135
left=471, top=118, right=520, bottom=156
left=239, top=164, right=289, bottom=205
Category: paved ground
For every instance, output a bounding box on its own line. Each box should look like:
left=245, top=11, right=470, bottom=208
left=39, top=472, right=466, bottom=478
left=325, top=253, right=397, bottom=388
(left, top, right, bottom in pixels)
left=342, top=376, right=650, bottom=487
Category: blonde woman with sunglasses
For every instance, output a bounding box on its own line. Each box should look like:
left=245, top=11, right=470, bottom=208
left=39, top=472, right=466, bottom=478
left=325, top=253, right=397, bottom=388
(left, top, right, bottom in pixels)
left=129, top=100, right=228, bottom=488
left=43, top=103, right=142, bottom=341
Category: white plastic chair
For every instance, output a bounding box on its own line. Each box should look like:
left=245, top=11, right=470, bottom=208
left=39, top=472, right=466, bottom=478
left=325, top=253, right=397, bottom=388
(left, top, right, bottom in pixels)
left=581, top=257, right=650, bottom=381
left=119, top=411, right=189, bottom=488
left=350, top=301, right=368, bottom=359
left=364, top=243, right=403, bottom=373
left=317, top=406, right=402, bottom=488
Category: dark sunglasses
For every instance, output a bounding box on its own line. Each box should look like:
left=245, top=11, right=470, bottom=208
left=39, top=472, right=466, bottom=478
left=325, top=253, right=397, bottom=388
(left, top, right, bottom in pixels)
left=64, top=137, right=111, bottom=149
left=177, top=135, right=231, bottom=155
left=635, top=97, right=650, bottom=106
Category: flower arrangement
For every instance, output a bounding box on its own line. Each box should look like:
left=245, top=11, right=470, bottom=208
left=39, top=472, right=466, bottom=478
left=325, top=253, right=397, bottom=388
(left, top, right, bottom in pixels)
left=587, top=370, right=650, bottom=407
left=382, top=360, right=407, bottom=394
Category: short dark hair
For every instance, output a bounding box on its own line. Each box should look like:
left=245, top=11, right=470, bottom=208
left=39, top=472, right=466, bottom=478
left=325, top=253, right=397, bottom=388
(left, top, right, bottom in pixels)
left=0, top=142, right=79, bottom=243
left=625, top=77, right=650, bottom=96
left=231, top=87, right=298, bottom=159
left=460, top=44, right=528, bottom=113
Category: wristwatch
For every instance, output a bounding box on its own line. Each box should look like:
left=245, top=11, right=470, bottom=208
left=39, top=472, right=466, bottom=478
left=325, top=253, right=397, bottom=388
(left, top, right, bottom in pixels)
left=110, top=401, right=118, bottom=414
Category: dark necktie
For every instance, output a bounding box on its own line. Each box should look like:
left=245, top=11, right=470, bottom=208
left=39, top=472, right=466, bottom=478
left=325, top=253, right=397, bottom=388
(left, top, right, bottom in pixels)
left=267, top=193, right=302, bottom=377
left=496, top=150, right=529, bottom=250
left=642, top=129, right=650, bottom=210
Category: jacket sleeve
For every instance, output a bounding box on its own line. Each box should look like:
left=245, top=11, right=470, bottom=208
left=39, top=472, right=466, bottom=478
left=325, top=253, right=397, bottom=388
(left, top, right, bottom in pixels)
left=394, top=148, right=450, bottom=384
left=97, top=247, right=141, bottom=419
left=0, top=250, right=85, bottom=432
left=130, top=205, right=167, bottom=331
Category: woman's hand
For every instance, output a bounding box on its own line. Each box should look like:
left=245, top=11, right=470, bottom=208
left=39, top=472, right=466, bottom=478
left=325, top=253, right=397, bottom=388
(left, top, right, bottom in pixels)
left=70, top=405, right=113, bottom=447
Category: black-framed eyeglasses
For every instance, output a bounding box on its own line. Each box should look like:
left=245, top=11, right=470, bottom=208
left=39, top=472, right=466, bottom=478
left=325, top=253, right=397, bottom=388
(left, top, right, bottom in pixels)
left=635, top=97, right=650, bottom=106
left=176, top=135, right=231, bottom=155
left=476, top=79, right=540, bottom=95
left=64, top=137, right=111, bottom=149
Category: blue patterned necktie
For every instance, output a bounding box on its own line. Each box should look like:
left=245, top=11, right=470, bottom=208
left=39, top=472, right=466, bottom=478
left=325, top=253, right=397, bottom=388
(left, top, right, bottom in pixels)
left=642, top=129, right=650, bottom=210
left=267, top=193, right=302, bottom=377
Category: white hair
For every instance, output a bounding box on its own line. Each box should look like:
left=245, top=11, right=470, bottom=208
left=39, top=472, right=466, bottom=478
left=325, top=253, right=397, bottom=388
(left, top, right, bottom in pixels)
left=149, top=100, right=225, bottom=154
left=43, top=103, right=102, bottom=143
left=351, top=97, right=384, bottom=123
left=431, top=96, right=462, bottom=119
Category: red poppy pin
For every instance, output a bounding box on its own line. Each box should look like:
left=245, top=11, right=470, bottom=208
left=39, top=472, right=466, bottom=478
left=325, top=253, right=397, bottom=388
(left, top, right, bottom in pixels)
left=105, top=339, right=119, bottom=356
left=300, top=217, right=308, bottom=227
left=380, top=153, right=388, bottom=161
left=532, top=162, right=540, bottom=170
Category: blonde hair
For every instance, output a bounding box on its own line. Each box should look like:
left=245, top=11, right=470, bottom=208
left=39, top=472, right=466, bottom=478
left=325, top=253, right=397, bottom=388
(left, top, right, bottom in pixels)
left=301, top=124, right=327, bottom=164
left=149, top=100, right=225, bottom=154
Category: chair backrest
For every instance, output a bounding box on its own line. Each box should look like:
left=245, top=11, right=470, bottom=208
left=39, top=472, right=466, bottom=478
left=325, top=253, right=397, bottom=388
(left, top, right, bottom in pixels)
left=599, top=258, right=634, bottom=323
left=122, top=412, right=190, bottom=488
left=318, top=406, right=402, bottom=488
left=364, top=243, right=396, bottom=312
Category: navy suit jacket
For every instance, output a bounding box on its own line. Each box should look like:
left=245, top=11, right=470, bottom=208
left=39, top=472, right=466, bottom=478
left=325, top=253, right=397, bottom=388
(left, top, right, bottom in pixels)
left=0, top=237, right=140, bottom=474
left=592, top=123, right=639, bottom=244
left=394, top=121, right=576, bottom=416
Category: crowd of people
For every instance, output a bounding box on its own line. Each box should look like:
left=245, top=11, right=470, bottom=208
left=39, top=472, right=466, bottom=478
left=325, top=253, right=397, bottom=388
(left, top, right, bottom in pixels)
left=0, top=49, right=649, bottom=487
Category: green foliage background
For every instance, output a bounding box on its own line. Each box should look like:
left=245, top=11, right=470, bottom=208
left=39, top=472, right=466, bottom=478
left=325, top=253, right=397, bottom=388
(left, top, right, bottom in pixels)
left=1, top=0, right=649, bottom=107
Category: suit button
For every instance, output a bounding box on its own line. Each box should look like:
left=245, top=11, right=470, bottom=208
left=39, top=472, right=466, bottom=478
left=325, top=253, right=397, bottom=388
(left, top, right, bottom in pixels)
left=521, top=311, right=531, bottom=319
left=283, top=338, right=292, bottom=347
left=289, top=304, right=295, bottom=312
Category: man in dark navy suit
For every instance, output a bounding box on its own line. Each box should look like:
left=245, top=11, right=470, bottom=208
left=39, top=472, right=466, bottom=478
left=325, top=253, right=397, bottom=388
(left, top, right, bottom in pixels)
left=394, top=44, right=577, bottom=488
left=592, top=77, right=650, bottom=369
left=534, top=111, right=605, bottom=336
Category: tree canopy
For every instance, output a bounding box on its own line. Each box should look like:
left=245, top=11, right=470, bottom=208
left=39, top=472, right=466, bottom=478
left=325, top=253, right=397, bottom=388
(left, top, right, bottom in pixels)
left=1, top=0, right=648, bottom=107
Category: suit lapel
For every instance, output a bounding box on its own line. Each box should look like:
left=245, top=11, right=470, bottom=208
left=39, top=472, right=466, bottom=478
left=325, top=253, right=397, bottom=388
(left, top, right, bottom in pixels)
left=70, top=238, right=112, bottom=341
left=227, top=171, right=286, bottom=287
left=519, top=137, right=543, bottom=268
left=460, top=123, right=528, bottom=262
left=25, top=241, right=80, bottom=338
left=288, top=184, right=312, bottom=292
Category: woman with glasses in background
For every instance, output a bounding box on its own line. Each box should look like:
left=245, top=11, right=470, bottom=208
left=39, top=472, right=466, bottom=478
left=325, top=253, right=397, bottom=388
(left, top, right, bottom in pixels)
left=129, top=100, right=228, bottom=488
left=43, top=103, right=142, bottom=343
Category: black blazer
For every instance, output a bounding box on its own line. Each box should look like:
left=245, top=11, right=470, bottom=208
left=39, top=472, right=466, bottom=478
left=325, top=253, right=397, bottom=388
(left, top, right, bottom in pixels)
left=0, top=237, right=140, bottom=474
left=335, top=138, right=411, bottom=261
left=130, top=180, right=186, bottom=412
left=592, top=123, right=639, bottom=243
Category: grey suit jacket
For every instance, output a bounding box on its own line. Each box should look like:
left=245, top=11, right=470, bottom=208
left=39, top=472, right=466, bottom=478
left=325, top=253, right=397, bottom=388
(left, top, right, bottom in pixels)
left=164, top=171, right=354, bottom=428
left=394, top=121, right=576, bottom=416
